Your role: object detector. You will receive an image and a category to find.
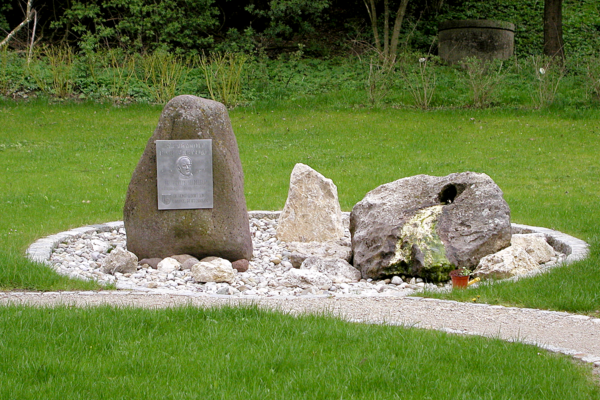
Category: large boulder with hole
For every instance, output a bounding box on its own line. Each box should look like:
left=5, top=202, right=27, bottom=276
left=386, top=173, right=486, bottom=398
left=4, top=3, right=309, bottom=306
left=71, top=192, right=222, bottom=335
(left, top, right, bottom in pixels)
left=123, top=95, right=252, bottom=262
left=276, top=163, right=345, bottom=242
left=350, top=172, right=511, bottom=282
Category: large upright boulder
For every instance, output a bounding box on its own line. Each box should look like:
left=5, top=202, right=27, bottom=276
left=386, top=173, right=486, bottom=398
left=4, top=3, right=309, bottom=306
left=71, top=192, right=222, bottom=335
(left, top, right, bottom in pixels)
left=124, top=95, right=252, bottom=261
left=350, top=172, right=511, bottom=282
left=276, top=163, right=344, bottom=242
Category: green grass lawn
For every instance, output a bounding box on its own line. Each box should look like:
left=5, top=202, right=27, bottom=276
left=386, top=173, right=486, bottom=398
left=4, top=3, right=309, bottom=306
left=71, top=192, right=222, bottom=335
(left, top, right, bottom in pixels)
left=1, top=304, right=598, bottom=400
left=1, top=99, right=599, bottom=309
left=1, top=98, right=600, bottom=398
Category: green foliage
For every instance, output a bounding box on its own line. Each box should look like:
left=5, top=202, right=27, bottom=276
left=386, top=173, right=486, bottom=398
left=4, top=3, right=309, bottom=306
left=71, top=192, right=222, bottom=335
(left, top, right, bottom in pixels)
left=562, top=0, right=600, bottom=58
left=0, top=46, right=599, bottom=110
left=138, top=50, right=192, bottom=103
left=528, top=55, right=566, bottom=108
left=585, top=54, right=600, bottom=102
left=457, top=57, right=506, bottom=108
left=0, top=47, right=25, bottom=96
left=200, top=52, right=248, bottom=107
left=397, top=53, right=439, bottom=109
left=0, top=0, right=10, bottom=31
left=361, top=50, right=396, bottom=106
left=53, top=0, right=219, bottom=52
left=245, top=0, right=330, bottom=40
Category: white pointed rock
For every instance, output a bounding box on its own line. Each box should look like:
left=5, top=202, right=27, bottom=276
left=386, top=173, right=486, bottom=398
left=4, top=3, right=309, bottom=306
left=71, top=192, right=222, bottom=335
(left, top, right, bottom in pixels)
left=276, top=163, right=344, bottom=243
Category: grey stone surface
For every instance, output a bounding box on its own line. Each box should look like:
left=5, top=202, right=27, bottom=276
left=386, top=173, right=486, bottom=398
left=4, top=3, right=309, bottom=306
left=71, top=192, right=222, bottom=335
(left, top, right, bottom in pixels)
left=438, top=19, right=515, bottom=64
left=232, top=259, right=250, bottom=272
left=102, top=247, right=138, bottom=274
left=474, top=246, right=540, bottom=279
left=300, top=256, right=361, bottom=283
left=287, top=240, right=352, bottom=268
left=276, top=163, right=344, bottom=242
left=139, top=258, right=162, bottom=269
left=123, top=95, right=252, bottom=262
left=512, top=224, right=590, bottom=263
left=191, top=257, right=236, bottom=283
left=511, top=233, right=556, bottom=264
left=180, top=257, right=200, bottom=270
left=350, top=172, right=511, bottom=282
left=280, top=269, right=333, bottom=290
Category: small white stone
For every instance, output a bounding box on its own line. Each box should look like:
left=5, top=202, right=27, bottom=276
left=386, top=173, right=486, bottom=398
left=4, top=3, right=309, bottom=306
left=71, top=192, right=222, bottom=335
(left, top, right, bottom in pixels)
left=157, top=257, right=181, bottom=273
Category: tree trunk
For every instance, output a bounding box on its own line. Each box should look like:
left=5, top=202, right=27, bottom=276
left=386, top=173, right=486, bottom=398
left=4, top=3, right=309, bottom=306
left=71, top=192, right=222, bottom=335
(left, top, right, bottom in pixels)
left=389, top=0, right=410, bottom=62
left=363, top=0, right=381, bottom=52
left=543, top=0, right=564, bottom=61
left=383, top=0, right=389, bottom=57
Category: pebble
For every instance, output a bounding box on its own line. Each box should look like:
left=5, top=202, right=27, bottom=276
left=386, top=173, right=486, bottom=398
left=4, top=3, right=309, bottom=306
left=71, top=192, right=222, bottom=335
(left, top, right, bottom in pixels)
left=48, top=217, right=438, bottom=297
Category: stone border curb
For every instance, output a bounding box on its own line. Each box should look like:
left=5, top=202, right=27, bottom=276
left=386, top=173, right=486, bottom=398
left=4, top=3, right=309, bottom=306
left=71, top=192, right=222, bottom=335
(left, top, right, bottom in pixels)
left=26, top=221, right=124, bottom=265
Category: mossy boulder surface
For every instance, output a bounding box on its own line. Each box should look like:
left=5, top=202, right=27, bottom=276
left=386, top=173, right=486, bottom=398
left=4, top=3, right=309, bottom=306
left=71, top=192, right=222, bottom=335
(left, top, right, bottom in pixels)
left=350, top=172, right=511, bottom=282
left=386, top=205, right=455, bottom=282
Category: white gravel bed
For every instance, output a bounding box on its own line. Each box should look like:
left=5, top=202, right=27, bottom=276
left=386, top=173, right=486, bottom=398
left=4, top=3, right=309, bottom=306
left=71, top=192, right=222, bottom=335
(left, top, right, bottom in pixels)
left=28, top=211, right=590, bottom=299
left=44, top=213, right=437, bottom=297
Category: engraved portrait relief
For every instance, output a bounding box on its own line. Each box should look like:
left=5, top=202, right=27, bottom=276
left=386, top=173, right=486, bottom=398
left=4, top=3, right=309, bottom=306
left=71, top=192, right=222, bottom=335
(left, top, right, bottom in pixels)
left=176, top=156, right=193, bottom=179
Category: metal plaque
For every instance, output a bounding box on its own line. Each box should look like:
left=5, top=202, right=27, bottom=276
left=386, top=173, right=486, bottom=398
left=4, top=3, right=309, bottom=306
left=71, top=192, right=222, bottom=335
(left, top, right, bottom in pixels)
left=156, top=139, right=213, bottom=210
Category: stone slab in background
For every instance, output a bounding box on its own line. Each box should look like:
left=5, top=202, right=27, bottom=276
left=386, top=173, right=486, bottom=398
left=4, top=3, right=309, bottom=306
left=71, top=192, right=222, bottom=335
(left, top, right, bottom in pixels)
left=123, top=95, right=252, bottom=262
left=287, top=240, right=352, bottom=268
left=280, top=268, right=332, bottom=290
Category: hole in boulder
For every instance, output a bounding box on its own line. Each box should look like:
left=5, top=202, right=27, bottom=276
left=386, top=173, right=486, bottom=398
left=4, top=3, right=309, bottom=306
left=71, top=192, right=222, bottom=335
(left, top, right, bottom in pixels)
left=438, top=183, right=465, bottom=205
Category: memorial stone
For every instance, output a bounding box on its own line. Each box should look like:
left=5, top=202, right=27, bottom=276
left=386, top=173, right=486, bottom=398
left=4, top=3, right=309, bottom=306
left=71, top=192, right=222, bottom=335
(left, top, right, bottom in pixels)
left=124, top=95, right=253, bottom=261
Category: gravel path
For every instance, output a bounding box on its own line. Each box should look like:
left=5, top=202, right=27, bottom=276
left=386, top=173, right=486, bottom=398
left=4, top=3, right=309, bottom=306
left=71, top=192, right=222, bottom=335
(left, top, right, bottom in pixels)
left=2, top=290, right=600, bottom=370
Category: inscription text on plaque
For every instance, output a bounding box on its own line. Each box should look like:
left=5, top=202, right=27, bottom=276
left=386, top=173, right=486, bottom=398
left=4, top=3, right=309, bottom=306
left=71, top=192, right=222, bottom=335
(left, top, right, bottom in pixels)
left=156, top=139, right=213, bottom=210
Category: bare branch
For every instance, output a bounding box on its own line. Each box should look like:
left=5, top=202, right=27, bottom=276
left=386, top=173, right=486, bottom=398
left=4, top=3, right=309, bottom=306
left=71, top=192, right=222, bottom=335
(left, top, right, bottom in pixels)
left=0, top=0, right=34, bottom=49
